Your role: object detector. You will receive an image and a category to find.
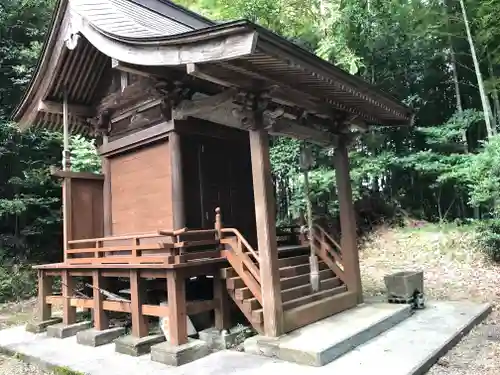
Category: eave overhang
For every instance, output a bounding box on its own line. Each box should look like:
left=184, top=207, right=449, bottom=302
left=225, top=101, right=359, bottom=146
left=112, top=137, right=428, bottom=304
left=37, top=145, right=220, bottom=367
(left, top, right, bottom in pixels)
left=13, top=0, right=413, bottom=134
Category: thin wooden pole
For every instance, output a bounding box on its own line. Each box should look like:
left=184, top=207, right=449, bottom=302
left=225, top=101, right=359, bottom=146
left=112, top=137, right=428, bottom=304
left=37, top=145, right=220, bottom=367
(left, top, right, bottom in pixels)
left=62, top=90, right=71, bottom=261
left=167, top=272, right=187, bottom=345
left=249, top=128, right=284, bottom=337
left=334, top=136, right=363, bottom=303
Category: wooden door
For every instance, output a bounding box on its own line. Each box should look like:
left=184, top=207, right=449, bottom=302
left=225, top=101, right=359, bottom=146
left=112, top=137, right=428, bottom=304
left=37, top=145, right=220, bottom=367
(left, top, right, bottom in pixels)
left=199, top=138, right=232, bottom=228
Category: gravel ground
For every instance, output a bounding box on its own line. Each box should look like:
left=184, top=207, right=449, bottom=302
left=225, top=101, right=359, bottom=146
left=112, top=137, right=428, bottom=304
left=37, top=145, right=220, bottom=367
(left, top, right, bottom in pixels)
left=360, top=224, right=500, bottom=375
left=0, top=223, right=498, bottom=374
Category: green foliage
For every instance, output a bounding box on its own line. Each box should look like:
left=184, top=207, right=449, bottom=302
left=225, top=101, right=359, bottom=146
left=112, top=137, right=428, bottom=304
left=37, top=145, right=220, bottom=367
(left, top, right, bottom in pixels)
left=70, top=135, right=101, bottom=173
left=0, top=266, right=36, bottom=303
left=476, top=219, right=500, bottom=261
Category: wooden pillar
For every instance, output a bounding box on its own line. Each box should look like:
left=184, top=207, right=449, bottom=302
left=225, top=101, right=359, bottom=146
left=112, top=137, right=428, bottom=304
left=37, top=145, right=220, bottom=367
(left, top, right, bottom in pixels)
left=92, top=271, right=109, bottom=330
left=102, top=136, right=112, bottom=236
left=62, top=271, right=77, bottom=325
left=130, top=270, right=149, bottom=337
left=249, top=128, right=284, bottom=337
left=213, top=273, right=231, bottom=330
left=334, top=136, right=363, bottom=303
left=38, top=270, right=52, bottom=321
left=167, top=272, right=187, bottom=345
left=170, top=131, right=186, bottom=229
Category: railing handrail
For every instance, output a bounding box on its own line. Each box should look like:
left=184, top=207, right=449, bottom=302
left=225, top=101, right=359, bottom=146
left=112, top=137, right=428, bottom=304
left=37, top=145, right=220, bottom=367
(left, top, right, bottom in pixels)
left=67, top=231, right=177, bottom=245
left=311, top=224, right=341, bottom=253
left=220, top=227, right=260, bottom=263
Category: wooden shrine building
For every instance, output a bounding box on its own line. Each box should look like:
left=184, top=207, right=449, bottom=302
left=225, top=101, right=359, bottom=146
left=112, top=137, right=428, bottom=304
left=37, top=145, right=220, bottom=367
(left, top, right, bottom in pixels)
left=13, top=0, right=413, bottom=348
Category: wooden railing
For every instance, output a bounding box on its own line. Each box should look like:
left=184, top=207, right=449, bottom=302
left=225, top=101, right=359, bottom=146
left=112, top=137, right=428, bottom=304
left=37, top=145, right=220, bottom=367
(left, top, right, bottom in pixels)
left=66, top=227, right=221, bottom=265
left=216, top=208, right=263, bottom=304
left=310, top=224, right=346, bottom=284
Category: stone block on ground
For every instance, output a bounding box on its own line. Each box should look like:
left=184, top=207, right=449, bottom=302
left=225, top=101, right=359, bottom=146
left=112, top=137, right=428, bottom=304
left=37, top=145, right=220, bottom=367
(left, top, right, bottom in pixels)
left=114, top=334, right=165, bottom=357
left=76, top=327, right=126, bottom=347
left=150, top=339, right=209, bottom=366
left=199, top=325, right=253, bottom=350
left=46, top=321, right=92, bottom=339
left=25, top=318, right=62, bottom=333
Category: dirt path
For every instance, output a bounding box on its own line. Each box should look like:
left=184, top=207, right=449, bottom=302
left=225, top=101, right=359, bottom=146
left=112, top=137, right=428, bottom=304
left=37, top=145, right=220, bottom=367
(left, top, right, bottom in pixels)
left=360, top=225, right=500, bottom=375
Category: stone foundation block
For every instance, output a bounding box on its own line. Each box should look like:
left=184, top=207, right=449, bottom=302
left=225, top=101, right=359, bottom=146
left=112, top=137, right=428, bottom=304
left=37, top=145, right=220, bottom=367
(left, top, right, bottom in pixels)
left=77, top=327, right=126, bottom=347
left=198, top=325, right=253, bottom=350
left=46, top=321, right=92, bottom=339
left=25, top=318, right=62, bottom=333
left=114, top=334, right=165, bottom=357
left=150, top=339, right=209, bottom=366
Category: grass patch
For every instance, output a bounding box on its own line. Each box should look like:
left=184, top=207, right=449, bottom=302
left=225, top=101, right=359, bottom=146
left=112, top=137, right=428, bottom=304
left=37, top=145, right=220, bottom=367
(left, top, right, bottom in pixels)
left=52, top=366, right=86, bottom=375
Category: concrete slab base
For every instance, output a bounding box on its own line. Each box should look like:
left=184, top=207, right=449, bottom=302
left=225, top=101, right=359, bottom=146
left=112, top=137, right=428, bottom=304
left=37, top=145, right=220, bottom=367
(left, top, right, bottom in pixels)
left=199, top=325, right=252, bottom=350
left=115, top=334, right=165, bottom=357
left=245, top=302, right=412, bottom=366
left=25, top=318, right=62, bottom=333
left=77, top=327, right=126, bottom=347
left=46, top=321, right=92, bottom=339
left=0, top=301, right=491, bottom=375
left=150, top=339, right=209, bottom=366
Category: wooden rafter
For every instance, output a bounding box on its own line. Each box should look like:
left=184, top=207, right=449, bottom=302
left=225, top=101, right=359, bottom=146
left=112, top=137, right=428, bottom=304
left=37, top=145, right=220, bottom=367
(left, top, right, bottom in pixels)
left=37, top=100, right=95, bottom=118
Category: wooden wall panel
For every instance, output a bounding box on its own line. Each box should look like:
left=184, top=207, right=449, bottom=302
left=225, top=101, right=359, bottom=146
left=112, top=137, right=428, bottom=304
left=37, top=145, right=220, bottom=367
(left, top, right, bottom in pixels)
left=109, top=140, right=172, bottom=235
left=70, top=178, right=104, bottom=241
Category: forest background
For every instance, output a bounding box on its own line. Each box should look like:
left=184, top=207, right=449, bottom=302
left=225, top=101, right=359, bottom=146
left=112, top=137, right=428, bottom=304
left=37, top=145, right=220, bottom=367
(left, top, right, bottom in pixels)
left=1, top=0, right=499, bottom=301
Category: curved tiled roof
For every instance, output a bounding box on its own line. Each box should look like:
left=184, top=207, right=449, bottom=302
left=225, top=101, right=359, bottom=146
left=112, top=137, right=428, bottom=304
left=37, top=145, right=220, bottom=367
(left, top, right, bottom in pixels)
left=71, top=0, right=193, bottom=38
left=13, top=0, right=413, bottom=133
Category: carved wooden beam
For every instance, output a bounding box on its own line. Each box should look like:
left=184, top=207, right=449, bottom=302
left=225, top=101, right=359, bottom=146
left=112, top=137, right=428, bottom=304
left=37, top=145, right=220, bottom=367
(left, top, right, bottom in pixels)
left=172, top=89, right=238, bottom=120
left=111, top=59, right=173, bottom=79
left=37, top=100, right=94, bottom=118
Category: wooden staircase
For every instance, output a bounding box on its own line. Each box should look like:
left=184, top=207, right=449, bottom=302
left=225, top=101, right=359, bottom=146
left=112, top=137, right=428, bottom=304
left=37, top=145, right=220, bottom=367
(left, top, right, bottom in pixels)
left=219, top=224, right=355, bottom=335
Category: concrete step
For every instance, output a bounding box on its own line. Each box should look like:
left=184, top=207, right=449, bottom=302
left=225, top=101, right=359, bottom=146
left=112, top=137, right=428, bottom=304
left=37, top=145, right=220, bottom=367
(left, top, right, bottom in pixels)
left=245, top=302, right=413, bottom=366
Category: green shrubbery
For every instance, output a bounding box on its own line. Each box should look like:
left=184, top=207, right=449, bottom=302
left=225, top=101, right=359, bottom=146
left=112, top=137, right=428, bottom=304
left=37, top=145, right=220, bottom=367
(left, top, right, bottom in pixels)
left=0, top=265, right=36, bottom=303
left=476, top=219, right=500, bottom=262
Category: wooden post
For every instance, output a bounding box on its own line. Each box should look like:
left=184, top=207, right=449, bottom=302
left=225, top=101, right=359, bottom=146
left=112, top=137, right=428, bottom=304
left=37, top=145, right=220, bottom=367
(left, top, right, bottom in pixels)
left=334, top=135, right=363, bottom=303
left=130, top=270, right=149, bottom=337
left=102, top=136, right=112, bottom=236
left=62, top=271, right=77, bottom=325
left=92, top=271, right=109, bottom=330
left=213, top=273, right=231, bottom=330
left=167, top=271, right=187, bottom=345
left=170, top=131, right=186, bottom=229
left=62, top=91, right=71, bottom=262
left=249, top=128, right=284, bottom=337
left=38, top=270, right=52, bottom=321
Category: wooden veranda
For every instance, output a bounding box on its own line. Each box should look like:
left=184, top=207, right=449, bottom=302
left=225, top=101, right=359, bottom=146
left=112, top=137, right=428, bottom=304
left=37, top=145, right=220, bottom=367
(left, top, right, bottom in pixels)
left=13, top=0, right=413, bottom=347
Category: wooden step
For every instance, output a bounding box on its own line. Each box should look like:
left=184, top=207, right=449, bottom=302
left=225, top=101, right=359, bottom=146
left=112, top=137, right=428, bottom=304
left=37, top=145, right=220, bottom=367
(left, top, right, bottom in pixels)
left=226, top=276, right=245, bottom=290
left=243, top=276, right=342, bottom=311
left=281, top=276, right=341, bottom=302
left=278, top=255, right=309, bottom=268
left=279, top=261, right=328, bottom=279
left=234, top=269, right=338, bottom=301
left=281, top=268, right=333, bottom=290
left=252, top=285, right=348, bottom=324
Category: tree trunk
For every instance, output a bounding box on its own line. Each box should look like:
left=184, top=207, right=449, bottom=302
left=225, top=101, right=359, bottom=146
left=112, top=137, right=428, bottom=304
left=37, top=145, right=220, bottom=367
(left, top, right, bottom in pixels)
left=488, top=53, right=500, bottom=126
left=459, top=0, right=495, bottom=138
